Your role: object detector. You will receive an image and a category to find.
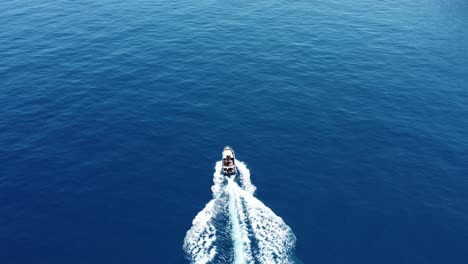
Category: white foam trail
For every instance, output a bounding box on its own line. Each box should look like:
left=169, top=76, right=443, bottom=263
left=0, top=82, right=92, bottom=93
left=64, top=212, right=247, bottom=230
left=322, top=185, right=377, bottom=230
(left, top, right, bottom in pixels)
left=184, top=161, right=226, bottom=264
left=238, top=186, right=296, bottom=263
left=226, top=177, right=254, bottom=264
left=183, top=198, right=219, bottom=264
left=184, top=160, right=296, bottom=264
left=211, top=161, right=224, bottom=197
left=235, top=161, right=257, bottom=195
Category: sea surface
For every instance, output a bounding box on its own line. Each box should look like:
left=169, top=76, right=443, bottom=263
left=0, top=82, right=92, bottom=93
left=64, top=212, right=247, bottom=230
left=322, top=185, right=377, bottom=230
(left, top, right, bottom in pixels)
left=1, top=0, right=468, bottom=263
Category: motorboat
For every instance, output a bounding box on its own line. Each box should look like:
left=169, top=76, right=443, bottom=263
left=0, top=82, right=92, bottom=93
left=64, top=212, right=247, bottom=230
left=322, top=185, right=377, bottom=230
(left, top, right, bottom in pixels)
left=222, top=146, right=236, bottom=176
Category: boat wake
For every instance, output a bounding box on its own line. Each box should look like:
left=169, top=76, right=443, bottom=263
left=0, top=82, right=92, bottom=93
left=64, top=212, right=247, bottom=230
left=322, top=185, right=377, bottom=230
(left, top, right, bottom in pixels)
left=183, top=160, right=297, bottom=264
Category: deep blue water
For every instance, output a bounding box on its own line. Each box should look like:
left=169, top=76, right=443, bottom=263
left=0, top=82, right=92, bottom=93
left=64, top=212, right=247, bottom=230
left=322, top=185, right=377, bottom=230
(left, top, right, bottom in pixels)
left=1, top=0, right=468, bottom=263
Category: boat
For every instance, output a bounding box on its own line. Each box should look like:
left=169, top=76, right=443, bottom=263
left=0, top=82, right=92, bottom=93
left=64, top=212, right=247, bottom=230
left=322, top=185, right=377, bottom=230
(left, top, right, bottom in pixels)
left=222, top=146, right=236, bottom=176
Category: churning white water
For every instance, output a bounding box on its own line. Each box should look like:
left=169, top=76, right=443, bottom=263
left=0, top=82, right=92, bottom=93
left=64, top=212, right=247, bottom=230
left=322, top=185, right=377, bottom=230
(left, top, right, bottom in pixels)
left=183, top=160, right=296, bottom=264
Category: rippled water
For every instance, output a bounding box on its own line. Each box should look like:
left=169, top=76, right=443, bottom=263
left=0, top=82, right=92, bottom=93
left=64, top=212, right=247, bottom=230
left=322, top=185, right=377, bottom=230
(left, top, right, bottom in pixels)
left=1, top=0, right=468, bottom=263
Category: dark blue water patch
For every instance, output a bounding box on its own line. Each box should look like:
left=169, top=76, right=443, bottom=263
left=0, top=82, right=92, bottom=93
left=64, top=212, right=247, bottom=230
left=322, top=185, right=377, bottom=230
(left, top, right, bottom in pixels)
left=1, top=0, right=468, bottom=263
